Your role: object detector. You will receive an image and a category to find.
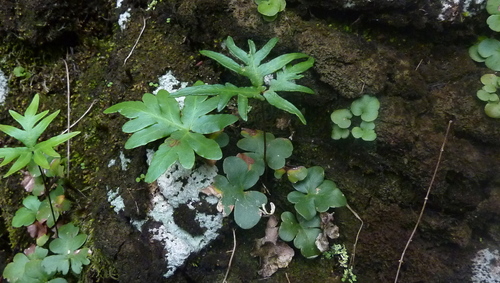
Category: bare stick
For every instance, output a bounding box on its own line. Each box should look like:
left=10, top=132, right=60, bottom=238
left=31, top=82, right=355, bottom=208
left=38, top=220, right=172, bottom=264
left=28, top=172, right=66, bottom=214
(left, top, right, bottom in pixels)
left=60, top=99, right=98, bottom=134
left=415, top=59, right=423, bottom=71
left=123, top=17, right=147, bottom=66
left=63, top=59, right=71, bottom=178
left=222, top=229, right=237, bottom=283
left=394, top=120, right=453, bottom=282
left=346, top=203, right=363, bottom=268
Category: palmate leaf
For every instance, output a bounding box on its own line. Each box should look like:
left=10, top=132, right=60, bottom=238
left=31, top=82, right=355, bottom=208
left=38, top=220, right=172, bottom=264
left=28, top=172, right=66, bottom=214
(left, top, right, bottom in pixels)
left=213, top=156, right=267, bottom=229
left=105, top=90, right=238, bottom=182
left=0, top=94, right=80, bottom=177
left=42, top=223, right=90, bottom=275
left=287, top=166, right=347, bottom=220
left=278, top=211, right=322, bottom=258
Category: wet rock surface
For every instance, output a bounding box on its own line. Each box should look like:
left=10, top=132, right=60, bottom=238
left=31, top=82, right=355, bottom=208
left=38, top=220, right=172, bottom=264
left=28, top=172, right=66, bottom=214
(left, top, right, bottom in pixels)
left=0, top=0, right=499, bottom=282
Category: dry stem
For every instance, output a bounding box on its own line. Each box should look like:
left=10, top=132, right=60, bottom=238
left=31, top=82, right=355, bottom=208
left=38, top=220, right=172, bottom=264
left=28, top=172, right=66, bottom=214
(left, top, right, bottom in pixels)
left=394, top=120, right=453, bottom=282
left=222, top=229, right=237, bottom=283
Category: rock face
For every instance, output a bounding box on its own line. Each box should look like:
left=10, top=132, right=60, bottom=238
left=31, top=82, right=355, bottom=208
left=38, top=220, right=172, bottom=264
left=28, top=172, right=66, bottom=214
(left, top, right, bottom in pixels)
left=1, top=0, right=499, bottom=282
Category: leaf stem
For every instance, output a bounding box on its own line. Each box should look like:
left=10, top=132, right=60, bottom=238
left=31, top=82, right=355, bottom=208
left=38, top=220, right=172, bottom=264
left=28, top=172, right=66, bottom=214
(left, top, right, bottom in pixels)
left=38, top=165, right=59, bottom=236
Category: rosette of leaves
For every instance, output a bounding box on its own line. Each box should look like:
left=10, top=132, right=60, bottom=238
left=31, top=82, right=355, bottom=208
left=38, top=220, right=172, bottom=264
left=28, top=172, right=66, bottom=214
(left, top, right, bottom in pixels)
left=287, top=166, right=346, bottom=221
left=104, top=91, right=238, bottom=182
left=171, top=36, right=314, bottom=124
left=351, top=121, right=376, bottom=141
left=330, top=95, right=379, bottom=141
left=236, top=128, right=293, bottom=172
left=3, top=246, right=67, bottom=283
left=212, top=156, right=268, bottom=229
left=278, top=211, right=322, bottom=258
left=477, top=74, right=500, bottom=103
left=476, top=74, right=500, bottom=118
left=487, top=0, right=500, bottom=31
left=255, top=0, right=286, bottom=21
left=0, top=94, right=80, bottom=177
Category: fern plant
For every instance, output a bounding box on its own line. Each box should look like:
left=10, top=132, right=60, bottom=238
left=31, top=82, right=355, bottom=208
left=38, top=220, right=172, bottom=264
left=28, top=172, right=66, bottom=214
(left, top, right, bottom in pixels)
left=104, top=90, right=238, bottom=182
left=171, top=36, right=315, bottom=124
left=0, top=94, right=80, bottom=177
left=0, top=94, right=90, bottom=283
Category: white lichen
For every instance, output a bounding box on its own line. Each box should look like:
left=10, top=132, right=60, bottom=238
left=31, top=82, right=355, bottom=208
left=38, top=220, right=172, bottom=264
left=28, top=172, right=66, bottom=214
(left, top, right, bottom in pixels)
left=107, top=187, right=125, bottom=214
left=471, top=248, right=500, bottom=283
left=146, top=160, right=221, bottom=278
left=118, top=8, right=132, bottom=31
left=153, top=70, right=189, bottom=108
left=107, top=158, right=116, bottom=168
left=119, top=151, right=131, bottom=171
left=106, top=70, right=222, bottom=278
left=0, top=69, right=8, bottom=105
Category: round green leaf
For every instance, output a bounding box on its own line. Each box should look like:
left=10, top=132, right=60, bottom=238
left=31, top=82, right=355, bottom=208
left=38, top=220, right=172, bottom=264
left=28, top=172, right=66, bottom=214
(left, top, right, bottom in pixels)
left=287, top=166, right=308, bottom=183
left=257, top=0, right=284, bottom=17
left=485, top=102, right=500, bottom=118
left=469, top=44, right=487, bottom=63
left=330, top=109, right=352, bottom=129
left=478, top=39, right=500, bottom=58
left=488, top=15, right=500, bottom=32
left=350, top=95, right=380, bottom=122
left=331, top=125, right=350, bottom=140
left=487, top=0, right=500, bottom=15
left=279, top=211, right=299, bottom=242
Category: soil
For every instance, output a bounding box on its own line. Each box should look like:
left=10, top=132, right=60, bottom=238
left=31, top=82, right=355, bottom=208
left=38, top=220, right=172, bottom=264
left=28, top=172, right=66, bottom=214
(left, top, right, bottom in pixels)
left=0, top=0, right=499, bottom=282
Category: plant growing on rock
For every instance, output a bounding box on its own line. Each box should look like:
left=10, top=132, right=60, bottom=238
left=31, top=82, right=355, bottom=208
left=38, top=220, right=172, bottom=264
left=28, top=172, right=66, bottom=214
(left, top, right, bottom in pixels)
left=171, top=36, right=314, bottom=124
left=0, top=94, right=90, bottom=283
left=107, top=36, right=355, bottom=278
left=104, top=91, right=238, bottom=182
left=331, top=95, right=380, bottom=141
left=469, top=0, right=500, bottom=118
left=254, top=0, right=286, bottom=21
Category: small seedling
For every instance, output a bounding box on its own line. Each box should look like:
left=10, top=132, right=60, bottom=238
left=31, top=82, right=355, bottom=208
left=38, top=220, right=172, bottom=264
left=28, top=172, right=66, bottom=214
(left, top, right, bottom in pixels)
left=13, top=66, right=32, bottom=79
left=330, top=95, right=380, bottom=141
left=254, top=0, right=286, bottom=21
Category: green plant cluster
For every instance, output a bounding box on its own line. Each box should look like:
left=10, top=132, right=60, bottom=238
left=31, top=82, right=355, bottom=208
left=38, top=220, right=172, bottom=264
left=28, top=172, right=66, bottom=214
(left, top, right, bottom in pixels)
left=106, top=36, right=314, bottom=182
left=254, top=0, right=286, bottom=21
left=107, top=36, right=349, bottom=269
left=170, top=36, right=314, bottom=124
left=0, top=95, right=90, bottom=282
left=469, top=0, right=500, bottom=118
left=330, top=95, right=380, bottom=141
left=476, top=74, right=500, bottom=118
left=211, top=129, right=347, bottom=258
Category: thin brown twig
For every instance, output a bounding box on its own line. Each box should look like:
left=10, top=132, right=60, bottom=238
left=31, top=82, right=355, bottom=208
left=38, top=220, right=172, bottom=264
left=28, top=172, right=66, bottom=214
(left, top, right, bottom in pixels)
left=63, top=59, right=71, bottom=178
left=346, top=203, right=363, bottom=268
left=394, top=120, right=453, bottom=282
left=223, top=229, right=237, bottom=283
left=123, top=17, right=148, bottom=66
